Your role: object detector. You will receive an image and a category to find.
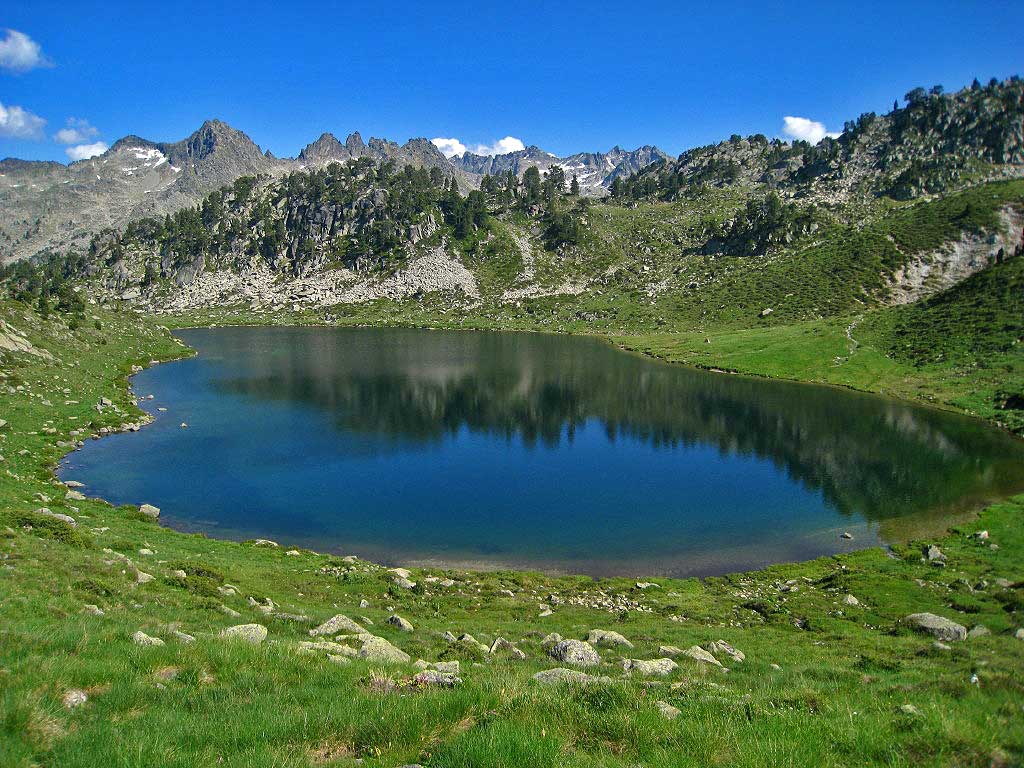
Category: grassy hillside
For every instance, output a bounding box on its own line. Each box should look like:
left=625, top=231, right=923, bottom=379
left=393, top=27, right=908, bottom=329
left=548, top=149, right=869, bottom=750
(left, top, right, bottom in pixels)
left=2, top=300, right=1024, bottom=767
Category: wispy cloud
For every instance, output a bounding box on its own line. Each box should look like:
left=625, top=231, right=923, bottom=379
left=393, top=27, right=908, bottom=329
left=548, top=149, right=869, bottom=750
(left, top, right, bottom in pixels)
left=54, top=117, right=99, bottom=145
left=0, top=101, right=46, bottom=139
left=65, top=141, right=109, bottom=161
left=431, top=135, right=527, bottom=158
left=431, top=137, right=467, bottom=158
left=0, top=29, right=52, bottom=73
left=782, top=116, right=840, bottom=144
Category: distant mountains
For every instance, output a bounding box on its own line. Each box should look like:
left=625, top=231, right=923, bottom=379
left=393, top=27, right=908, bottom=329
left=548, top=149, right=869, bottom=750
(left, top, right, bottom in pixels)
left=0, top=120, right=667, bottom=263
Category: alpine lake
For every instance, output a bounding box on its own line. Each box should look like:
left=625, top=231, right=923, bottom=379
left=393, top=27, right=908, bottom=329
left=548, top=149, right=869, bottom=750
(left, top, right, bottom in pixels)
left=59, top=326, right=1024, bottom=578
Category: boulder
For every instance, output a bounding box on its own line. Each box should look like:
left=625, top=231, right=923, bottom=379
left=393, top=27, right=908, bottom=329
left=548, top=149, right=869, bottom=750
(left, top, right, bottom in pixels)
left=139, top=504, right=160, bottom=519
left=387, top=615, right=414, bottom=632
left=681, top=645, right=722, bottom=667
left=656, top=700, right=681, bottom=720
left=586, top=629, right=634, bottom=649
left=298, top=640, right=357, bottom=657
left=623, top=658, right=678, bottom=677
left=34, top=507, right=77, bottom=527
left=220, top=624, right=268, bottom=644
left=131, top=631, right=164, bottom=647
left=967, top=625, right=990, bottom=639
left=704, top=640, right=745, bottom=663
left=548, top=639, right=600, bottom=667
left=358, top=636, right=410, bottom=664
left=903, top=613, right=967, bottom=642
left=489, top=637, right=527, bottom=659
left=309, top=614, right=366, bottom=637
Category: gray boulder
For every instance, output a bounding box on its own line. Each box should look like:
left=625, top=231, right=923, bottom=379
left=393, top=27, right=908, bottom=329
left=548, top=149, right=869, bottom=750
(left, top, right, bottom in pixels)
left=586, top=629, right=634, bottom=649
left=309, top=614, right=366, bottom=637
left=220, top=624, right=268, bottom=644
left=904, top=613, right=967, bottom=642
left=549, top=639, right=600, bottom=667
left=387, top=614, right=414, bottom=632
left=358, top=636, right=410, bottom=664
left=623, top=658, right=678, bottom=677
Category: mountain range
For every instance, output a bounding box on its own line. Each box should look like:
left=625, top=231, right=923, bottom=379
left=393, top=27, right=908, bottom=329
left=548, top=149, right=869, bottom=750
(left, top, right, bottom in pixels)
left=0, top=121, right=665, bottom=264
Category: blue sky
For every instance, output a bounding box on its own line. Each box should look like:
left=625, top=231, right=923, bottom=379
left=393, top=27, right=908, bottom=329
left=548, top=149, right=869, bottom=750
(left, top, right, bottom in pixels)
left=2, top=0, right=1022, bottom=163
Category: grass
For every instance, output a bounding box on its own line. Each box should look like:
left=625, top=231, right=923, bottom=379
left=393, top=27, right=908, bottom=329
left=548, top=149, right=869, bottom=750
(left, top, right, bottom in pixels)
left=1, top=299, right=1024, bottom=767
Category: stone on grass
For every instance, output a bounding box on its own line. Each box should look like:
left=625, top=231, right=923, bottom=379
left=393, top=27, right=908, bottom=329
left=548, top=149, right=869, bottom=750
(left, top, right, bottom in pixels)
left=63, top=689, right=88, bottom=709
left=586, top=629, right=634, bottom=649
left=173, top=630, right=196, bottom=644
left=842, top=594, right=860, bottom=607
left=135, top=571, right=155, bottom=584
left=1016, top=628, right=1024, bottom=641
left=967, top=625, right=990, bottom=639
left=904, top=613, right=967, bottom=642
left=132, top=631, right=164, bottom=647
left=490, top=637, right=526, bottom=659
left=705, top=640, right=745, bottom=663
left=298, top=640, right=357, bottom=657
left=34, top=507, right=77, bottom=527
left=899, top=704, right=921, bottom=716
left=623, top=658, right=678, bottom=677
left=82, top=604, right=104, bottom=616
left=327, top=654, right=351, bottom=665
left=220, top=624, right=267, bottom=644
left=393, top=577, right=416, bottom=590
left=387, top=614, right=414, bottom=632
left=309, top=614, right=366, bottom=637
left=657, top=700, right=681, bottom=720
left=549, top=639, right=600, bottom=667
left=541, top=632, right=563, bottom=647
left=682, top=645, right=723, bottom=667
left=138, top=504, right=160, bottom=519
left=253, top=539, right=279, bottom=547
left=659, top=645, right=684, bottom=657
left=358, top=636, right=410, bottom=664
left=219, top=605, right=241, bottom=618
left=925, top=545, right=947, bottom=563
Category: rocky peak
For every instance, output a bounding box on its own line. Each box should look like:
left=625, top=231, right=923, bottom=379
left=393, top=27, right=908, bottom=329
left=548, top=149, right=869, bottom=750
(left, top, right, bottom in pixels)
left=298, top=133, right=347, bottom=163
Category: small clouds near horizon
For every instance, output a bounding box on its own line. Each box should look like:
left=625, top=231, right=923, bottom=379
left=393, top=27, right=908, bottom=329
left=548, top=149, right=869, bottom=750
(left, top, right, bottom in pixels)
left=54, top=117, right=99, bottom=145
left=65, top=141, right=108, bottom=161
left=782, top=116, right=840, bottom=144
left=0, top=29, right=52, bottom=73
left=0, top=101, right=46, bottom=139
left=430, top=137, right=467, bottom=158
left=431, top=135, right=526, bottom=158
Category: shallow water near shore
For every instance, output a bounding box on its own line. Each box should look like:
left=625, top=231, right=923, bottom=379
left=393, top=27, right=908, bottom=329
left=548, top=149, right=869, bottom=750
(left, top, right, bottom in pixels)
left=60, top=326, right=1024, bottom=577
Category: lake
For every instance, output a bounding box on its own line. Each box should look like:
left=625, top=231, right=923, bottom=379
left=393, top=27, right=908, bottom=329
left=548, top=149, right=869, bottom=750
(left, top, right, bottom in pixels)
left=59, top=326, right=1024, bottom=577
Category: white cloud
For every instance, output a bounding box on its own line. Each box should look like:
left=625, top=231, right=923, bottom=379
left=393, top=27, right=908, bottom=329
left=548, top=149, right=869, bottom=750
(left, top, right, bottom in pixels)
left=431, top=137, right=467, bottom=158
left=472, top=136, right=526, bottom=156
left=0, top=29, right=51, bottom=73
left=65, top=141, right=109, bottom=161
left=432, top=135, right=527, bottom=158
left=54, top=117, right=99, bottom=144
left=0, top=101, right=46, bottom=139
left=782, top=116, right=840, bottom=144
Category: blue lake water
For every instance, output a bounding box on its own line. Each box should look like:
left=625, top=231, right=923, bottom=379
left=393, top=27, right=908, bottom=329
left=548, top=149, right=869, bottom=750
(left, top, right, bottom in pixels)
left=59, top=326, right=1024, bottom=577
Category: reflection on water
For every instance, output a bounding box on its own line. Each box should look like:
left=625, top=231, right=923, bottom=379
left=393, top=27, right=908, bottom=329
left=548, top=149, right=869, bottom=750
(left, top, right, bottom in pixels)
left=59, top=327, right=1024, bottom=577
